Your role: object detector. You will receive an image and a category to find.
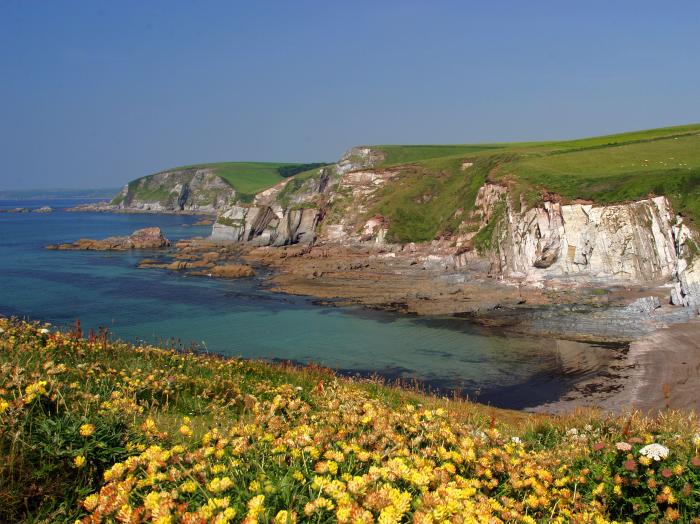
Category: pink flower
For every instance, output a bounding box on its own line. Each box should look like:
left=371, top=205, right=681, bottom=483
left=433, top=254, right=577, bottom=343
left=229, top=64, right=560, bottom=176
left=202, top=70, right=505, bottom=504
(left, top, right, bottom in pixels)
left=593, top=442, right=606, bottom=452
left=616, top=442, right=632, bottom=452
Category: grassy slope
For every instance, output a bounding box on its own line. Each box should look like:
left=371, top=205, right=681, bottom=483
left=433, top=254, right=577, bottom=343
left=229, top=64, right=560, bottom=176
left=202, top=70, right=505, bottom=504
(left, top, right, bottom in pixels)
left=161, top=162, right=291, bottom=196
left=120, top=162, right=328, bottom=205
left=367, top=124, right=700, bottom=243
left=2, top=318, right=700, bottom=522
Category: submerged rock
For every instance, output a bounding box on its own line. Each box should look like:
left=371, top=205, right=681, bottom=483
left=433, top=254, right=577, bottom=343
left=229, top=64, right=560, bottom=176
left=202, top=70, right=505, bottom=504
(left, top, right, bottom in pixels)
left=47, top=227, right=170, bottom=251
left=208, top=264, right=255, bottom=278
left=33, top=206, right=52, bottom=213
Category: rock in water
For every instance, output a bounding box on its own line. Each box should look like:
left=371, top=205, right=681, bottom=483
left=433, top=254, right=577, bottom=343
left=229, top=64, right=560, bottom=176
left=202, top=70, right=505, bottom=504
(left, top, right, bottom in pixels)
left=126, top=227, right=170, bottom=249
left=46, top=227, right=170, bottom=251
left=33, top=206, right=53, bottom=213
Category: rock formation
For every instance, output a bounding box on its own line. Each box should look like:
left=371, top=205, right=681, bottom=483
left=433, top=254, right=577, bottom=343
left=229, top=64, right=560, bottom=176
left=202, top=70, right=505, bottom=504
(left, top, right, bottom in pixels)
left=112, top=168, right=236, bottom=213
left=47, top=227, right=170, bottom=251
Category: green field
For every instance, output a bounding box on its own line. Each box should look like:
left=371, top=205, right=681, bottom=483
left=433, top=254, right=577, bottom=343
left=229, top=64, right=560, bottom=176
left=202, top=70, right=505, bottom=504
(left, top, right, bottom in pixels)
left=365, top=123, right=700, bottom=243
left=158, top=162, right=328, bottom=197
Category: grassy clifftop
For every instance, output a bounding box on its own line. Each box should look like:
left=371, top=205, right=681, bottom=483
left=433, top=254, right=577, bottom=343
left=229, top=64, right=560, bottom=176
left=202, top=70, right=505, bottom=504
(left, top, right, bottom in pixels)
left=364, top=124, right=700, bottom=243
left=115, top=162, right=328, bottom=206
left=2, top=317, right=700, bottom=522
left=157, top=162, right=328, bottom=197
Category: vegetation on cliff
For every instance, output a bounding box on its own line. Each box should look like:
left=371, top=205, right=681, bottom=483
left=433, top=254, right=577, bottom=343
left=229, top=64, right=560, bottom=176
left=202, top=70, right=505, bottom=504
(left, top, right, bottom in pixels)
left=367, top=123, right=700, bottom=243
left=114, top=162, right=329, bottom=207
left=2, top=317, right=700, bottom=523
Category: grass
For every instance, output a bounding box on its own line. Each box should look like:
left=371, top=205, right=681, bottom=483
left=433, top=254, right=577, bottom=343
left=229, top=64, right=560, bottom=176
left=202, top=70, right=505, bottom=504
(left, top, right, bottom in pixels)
left=364, top=123, right=700, bottom=243
left=163, top=162, right=294, bottom=197
left=373, top=144, right=505, bottom=167
left=124, top=162, right=329, bottom=204
left=2, top=317, right=700, bottom=523
left=497, top=133, right=700, bottom=220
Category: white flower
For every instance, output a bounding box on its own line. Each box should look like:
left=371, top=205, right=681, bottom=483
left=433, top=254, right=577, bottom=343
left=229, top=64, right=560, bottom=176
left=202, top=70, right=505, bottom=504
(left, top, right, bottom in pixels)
left=566, top=428, right=579, bottom=438
left=511, top=436, right=522, bottom=445
left=693, top=433, right=700, bottom=447
left=39, top=328, right=50, bottom=334
left=584, top=424, right=593, bottom=432
left=639, top=443, right=669, bottom=461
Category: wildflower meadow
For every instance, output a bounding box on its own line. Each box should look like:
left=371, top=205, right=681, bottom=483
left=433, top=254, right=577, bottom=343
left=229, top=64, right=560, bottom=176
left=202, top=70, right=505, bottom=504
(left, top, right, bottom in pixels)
left=1, top=317, right=699, bottom=523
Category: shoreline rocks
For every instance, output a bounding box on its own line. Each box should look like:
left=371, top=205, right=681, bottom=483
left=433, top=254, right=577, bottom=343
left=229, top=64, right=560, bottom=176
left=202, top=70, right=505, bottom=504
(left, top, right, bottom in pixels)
left=136, top=239, right=256, bottom=279
left=46, top=227, right=170, bottom=251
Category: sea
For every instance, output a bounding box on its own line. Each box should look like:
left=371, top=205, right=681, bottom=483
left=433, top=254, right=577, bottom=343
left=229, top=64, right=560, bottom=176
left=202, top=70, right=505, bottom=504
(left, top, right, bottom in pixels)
left=0, top=199, right=623, bottom=409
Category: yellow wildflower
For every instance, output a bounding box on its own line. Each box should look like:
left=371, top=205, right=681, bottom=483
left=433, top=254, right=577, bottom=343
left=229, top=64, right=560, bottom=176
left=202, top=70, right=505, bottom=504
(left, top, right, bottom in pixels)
left=79, top=423, right=96, bottom=437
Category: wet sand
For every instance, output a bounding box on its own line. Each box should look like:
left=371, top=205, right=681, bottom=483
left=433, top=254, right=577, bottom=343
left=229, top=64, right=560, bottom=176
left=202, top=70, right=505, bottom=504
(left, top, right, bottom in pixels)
left=532, top=319, right=700, bottom=414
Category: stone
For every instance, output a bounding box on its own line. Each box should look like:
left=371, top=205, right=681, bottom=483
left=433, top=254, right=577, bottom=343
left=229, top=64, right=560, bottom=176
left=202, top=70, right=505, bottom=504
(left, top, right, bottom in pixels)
left=208, top=264, right=255, bottom=279
left=47, top=227, right=170, bottom=251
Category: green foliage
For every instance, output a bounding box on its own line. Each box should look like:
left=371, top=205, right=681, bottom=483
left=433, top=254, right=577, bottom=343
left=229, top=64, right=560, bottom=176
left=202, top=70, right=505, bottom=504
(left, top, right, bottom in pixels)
left=370, top=156, right=495, bottom=243
left=2, top=318, right=700, bottom=522
left=375, top=144, right=505, bottom=166
left=497, top=133, right=700, bottom=223
left=143, top=161, right=326, bottom=202
left=276, top=163, right=329, bottom=178
left=472, top=200, right=505, bottom=254
left=215, top=216, right=243, bottom=228
left=366, top=123, right=700, bottom=245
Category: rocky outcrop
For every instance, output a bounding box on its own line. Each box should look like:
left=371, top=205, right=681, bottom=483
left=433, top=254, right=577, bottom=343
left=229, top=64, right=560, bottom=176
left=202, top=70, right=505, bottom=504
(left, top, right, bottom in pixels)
left=211, top=204, right=321, bottom=246
left=469, top=184, right=700, bottom=308
left=671, top=260, right=700, bottom=309
left=475, top=185, right=682, bottom=282
left=209, top=164, right=342, bottom=246
left=113, top=169, right=236, bottom=213
left=47, top=227, right=170, bottom=251
left=209, top=147, right=391, bottom=248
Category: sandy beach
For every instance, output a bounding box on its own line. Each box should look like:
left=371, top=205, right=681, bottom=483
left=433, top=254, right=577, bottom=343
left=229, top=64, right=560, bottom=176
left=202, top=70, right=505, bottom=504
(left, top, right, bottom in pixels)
left=532, top=318, right=700, bottom=414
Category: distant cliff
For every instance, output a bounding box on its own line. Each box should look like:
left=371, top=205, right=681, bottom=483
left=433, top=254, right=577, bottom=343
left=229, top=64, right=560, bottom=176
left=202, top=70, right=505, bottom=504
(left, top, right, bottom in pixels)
left=105, top=124, right=700, bottom=309
left=112, top=168, right=236, bottom=213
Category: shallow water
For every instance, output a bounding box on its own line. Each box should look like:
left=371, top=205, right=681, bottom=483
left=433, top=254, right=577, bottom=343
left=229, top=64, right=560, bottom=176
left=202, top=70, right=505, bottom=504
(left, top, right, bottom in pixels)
left=0, top=199, right=622, bottom=408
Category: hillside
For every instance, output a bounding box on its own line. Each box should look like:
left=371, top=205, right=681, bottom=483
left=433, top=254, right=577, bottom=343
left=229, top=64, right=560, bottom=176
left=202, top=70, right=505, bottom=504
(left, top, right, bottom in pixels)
left=111, top=162, right=327, bottom=212
left=363, top=123, right=700, bottom=243
left=2, top=317, right=700, bottom=523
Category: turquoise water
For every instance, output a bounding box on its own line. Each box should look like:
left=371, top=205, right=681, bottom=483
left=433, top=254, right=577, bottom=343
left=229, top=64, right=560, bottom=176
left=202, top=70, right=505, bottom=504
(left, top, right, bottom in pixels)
left=0, top=200, right=621, bottom=408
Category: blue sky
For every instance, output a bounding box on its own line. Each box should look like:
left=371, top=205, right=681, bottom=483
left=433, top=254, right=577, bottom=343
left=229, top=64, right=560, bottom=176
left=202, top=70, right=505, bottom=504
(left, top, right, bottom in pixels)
left=1, top=0, right=698, bottom=190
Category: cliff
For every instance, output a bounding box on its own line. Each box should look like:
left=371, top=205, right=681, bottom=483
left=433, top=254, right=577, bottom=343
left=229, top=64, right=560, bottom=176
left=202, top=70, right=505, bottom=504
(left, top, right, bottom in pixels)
left=109, top=162, right=328, bottom=213
left=113, top=168, right=236, bottom=212
left=207, top=124, right=700, bottom=312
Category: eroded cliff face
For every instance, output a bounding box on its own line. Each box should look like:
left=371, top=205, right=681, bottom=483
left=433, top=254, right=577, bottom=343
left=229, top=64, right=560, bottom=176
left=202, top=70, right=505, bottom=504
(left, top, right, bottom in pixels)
left=209, top=147, right=700, bottom=310
left=115, top=169, right=235, bottom=212
left=474, top=185, right=684, bottom=282
left=468, top=184, right=700, bottom=308
left=210, top=167, right=336, bottom=246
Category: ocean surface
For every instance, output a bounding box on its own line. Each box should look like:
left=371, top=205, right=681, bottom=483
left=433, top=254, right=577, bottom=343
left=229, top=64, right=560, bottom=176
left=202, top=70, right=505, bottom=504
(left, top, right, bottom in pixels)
left=0, top=199, right=623, bottom=409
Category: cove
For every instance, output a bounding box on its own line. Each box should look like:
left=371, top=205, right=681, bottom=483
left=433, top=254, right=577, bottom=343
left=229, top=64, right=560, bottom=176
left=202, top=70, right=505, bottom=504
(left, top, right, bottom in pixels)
left=0, top=200, right=623, bottom=409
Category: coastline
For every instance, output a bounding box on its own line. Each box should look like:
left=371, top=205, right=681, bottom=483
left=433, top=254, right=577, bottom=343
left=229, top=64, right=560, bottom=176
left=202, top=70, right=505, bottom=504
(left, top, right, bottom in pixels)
left=530, top=318, right=700, bottom=414
left=25, top=206, right=700, bottom=413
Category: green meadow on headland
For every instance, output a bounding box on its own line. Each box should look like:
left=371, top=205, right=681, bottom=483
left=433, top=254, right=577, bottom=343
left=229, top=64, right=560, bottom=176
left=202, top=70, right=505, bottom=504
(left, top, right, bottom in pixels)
left=367, top=124, right=700, bottom=243
left=2, top=318, right=700, bottom=523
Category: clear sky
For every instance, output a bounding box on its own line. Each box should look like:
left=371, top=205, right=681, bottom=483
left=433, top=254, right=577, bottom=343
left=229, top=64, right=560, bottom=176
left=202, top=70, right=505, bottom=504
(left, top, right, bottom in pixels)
left=1, top=1, right=698, bottom=190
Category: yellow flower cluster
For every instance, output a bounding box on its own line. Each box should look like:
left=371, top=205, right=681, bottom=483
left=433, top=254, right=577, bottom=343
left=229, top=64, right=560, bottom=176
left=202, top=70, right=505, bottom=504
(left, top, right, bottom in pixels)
left=1, top=317, right=699, bottom=523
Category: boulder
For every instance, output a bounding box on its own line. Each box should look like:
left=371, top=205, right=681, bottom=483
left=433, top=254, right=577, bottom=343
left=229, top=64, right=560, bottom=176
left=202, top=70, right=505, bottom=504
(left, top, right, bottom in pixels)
left=208, top=264, right=255, bottom=279
left=47, top=227, right=170, bottom=251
